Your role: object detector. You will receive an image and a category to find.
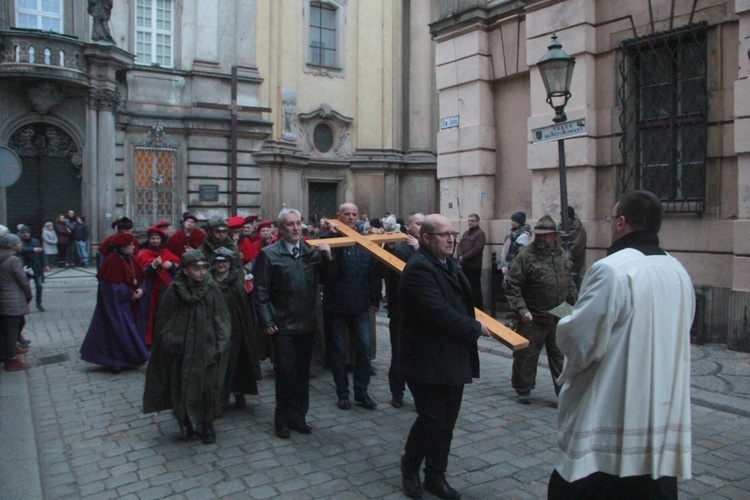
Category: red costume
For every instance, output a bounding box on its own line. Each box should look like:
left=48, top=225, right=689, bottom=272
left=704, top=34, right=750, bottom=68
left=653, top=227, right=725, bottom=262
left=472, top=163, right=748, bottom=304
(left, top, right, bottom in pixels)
left=165, top=228, right=206, bottom=257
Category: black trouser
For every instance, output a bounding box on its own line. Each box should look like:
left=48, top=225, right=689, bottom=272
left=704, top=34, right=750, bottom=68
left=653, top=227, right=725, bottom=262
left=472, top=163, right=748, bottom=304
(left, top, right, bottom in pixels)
left=462, top=267, right=483, bottom=311
left=272, top=330, right=314, bottom=429
left=0, top=315, right=25, bottom=359
left=32, top=275, right=43, bottom=307
left=388, top=317, right=405, bottom=397
left=548, top=469, right=678, bottom=500
left=403, top=381, right=464, bottom=476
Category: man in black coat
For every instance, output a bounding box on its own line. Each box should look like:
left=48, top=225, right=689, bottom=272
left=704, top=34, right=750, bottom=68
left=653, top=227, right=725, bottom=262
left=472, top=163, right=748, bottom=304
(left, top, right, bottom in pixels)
left=384, top=212, right=424, bottom=409
left=399, top=214, right=490, bottom=499
left=255, top=208, right=334, bottom=439
left=19, top=225, right=49, bottom=311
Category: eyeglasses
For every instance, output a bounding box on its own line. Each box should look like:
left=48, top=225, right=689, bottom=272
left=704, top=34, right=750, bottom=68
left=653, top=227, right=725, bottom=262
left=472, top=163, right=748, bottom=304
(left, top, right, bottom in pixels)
left=426, top=231, right=459, bottom=239
left=605, top=215, right=622, bottom=223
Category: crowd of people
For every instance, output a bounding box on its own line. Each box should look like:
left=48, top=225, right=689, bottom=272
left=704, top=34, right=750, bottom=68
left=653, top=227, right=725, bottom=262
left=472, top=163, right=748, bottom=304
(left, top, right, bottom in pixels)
left=1, top=192, right=695, bottom=499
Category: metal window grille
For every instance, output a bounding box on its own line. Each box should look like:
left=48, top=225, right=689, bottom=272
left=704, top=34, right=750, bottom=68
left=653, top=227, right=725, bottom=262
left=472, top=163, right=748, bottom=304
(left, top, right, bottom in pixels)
left=618, top=22, right=707, bottom=214
left=309, top=2, right=336, bottom=68
left=134, top=147, right=176, bottom=232
left=308, top=182, right=338, bottom=223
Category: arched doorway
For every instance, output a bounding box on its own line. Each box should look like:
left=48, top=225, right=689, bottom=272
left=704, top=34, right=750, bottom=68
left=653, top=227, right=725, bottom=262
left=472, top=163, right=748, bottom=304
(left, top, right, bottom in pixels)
left=6, top=123, right=81, bottom=237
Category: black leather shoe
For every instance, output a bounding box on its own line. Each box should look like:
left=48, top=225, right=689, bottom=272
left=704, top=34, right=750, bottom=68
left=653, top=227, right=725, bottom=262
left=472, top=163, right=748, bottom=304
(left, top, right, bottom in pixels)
left=423, top=474, right=460, bottom=499
left=289, top=422, right=313, bottom=434
left=234, top=393, right=246, bottom=409
left=337, top=397, right=351, bottom=410
left=200, top=422, right=216, bottom=444
left=354, top=394, right=377, bottom=410
left=400, top=458, right=423, bottom=499
left=275, top=425, right=291, bottom=439
left=390, top=393, right=404, bottom=408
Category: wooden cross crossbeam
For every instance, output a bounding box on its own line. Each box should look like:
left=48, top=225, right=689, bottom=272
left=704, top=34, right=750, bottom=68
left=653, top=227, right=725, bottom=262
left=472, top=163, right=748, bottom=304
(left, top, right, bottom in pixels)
left=307, top=222, right=529, bottom=351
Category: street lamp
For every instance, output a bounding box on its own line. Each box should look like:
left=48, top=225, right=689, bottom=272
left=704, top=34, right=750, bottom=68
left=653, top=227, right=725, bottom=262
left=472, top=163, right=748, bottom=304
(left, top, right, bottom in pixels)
left=537, top=33, right=575, bottom=253
left=537, top=33, right=576, bottom=123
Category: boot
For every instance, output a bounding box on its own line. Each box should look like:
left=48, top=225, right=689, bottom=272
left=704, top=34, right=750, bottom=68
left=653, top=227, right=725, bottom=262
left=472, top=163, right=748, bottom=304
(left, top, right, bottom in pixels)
left=423, top=471, right=461, bottom=499
left=200, top=422, right=216, bottom=444
left=5, top=357, right=31, bottom=371
left=400, top=456, right=423, bottom=499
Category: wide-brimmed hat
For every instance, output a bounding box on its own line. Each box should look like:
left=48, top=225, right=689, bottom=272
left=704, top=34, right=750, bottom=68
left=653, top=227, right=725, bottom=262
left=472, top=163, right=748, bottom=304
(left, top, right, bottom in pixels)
left=533, top=215, right=559, bottom=234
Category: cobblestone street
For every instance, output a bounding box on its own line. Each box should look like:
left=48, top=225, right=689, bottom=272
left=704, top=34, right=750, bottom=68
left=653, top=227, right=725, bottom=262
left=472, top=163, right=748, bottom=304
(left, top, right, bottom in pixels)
left=3, top=270, right=750, bottom=499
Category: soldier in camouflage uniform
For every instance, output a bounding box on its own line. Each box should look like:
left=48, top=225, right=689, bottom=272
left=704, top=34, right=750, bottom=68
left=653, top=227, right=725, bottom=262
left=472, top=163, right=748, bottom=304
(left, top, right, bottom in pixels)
left=504, top=214, right=577, bottom=405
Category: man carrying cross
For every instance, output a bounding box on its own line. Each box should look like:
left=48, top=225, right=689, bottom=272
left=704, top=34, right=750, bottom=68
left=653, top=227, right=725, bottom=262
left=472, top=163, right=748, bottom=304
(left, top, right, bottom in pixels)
left=321, top=202, right=382, bottom=410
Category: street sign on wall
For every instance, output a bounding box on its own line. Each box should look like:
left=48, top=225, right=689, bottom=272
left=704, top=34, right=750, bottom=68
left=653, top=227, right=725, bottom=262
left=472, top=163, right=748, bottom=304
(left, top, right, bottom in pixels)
left=531, top=118, right=587, bottom=144
left=440, top=116, right=459, bottom=130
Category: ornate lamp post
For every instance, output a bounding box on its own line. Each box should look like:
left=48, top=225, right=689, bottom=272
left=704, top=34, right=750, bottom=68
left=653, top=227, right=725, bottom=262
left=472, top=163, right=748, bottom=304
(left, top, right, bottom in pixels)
left=537, top=33, right=576, bottom=251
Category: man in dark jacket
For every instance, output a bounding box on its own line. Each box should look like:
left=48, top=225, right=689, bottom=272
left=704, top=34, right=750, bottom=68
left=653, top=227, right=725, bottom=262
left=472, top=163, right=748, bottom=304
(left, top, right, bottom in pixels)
left=321, top=202, right=381, bottom=411
left=399, top=213, right=490, bottom=499
left=457, top=213, right=486, bottom=310
left=384, top=212, right=424, bottom=409
left=73, top=216, right=90, bottom=267
left=19, top=225, right=49, bottom=311
left=255, top=208, right=334, bottom=439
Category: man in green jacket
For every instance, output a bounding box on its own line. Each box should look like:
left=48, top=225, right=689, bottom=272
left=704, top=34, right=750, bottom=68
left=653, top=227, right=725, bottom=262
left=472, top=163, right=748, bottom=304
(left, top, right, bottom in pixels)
left=143, top=248, right=230, bottom=444
left=505, top=215, right=577, bottom=405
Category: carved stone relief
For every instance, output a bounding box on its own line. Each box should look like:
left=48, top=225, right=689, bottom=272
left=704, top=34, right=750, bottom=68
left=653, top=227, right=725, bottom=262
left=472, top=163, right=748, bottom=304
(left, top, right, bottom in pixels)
left=27, top=82, right=64, bottom=114
left=297, top=104, right=353, bottom=159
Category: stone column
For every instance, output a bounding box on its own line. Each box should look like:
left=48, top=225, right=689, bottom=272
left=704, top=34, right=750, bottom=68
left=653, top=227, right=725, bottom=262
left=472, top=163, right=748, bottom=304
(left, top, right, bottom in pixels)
left=95, top=89, right=119, bottom=240
left=86, top=90, right=100, bottom=244
left=435, top=29, right=496, bottom=223
left=729, top=0, right=750, bottom=350
left=408, top=1, right=434, bottom=154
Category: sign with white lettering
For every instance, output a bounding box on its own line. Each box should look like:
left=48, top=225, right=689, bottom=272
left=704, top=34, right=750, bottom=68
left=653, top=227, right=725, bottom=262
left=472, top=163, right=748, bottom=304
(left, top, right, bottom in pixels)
left=440, top=116, right=459, bottom=130
left=532, top=118, right=587, bottom=144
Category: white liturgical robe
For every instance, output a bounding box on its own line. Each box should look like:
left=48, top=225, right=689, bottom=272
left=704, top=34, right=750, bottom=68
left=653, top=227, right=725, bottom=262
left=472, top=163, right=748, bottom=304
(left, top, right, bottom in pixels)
left=555, top=247, right=695, bottom=482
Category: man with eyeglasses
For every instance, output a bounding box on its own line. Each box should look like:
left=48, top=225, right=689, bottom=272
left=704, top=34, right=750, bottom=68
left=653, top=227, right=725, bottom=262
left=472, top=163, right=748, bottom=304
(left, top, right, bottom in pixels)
left=549, top=190, right=694, bottom=499
left=399, top=214, right=491, bottom=499
left=504, top=214, right=578, bottom=405
left=457, top=213, right=487, bottom=310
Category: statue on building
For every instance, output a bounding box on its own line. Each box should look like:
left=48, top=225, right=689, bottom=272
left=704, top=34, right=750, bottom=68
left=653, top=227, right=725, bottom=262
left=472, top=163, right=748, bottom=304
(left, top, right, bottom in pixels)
left=88, top=0, right=115, bottom=44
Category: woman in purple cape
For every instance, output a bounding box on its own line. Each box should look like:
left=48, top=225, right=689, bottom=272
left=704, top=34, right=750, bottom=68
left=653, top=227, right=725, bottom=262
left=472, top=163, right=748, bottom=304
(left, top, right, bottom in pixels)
left=80, top=232, right=148, bottom=373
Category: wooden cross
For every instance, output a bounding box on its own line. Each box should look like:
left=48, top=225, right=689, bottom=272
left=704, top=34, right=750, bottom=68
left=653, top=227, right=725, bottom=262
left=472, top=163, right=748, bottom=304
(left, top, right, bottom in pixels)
left=195, top=66, right=272, bottom=214
left=307, top=221, right=529, bottom=351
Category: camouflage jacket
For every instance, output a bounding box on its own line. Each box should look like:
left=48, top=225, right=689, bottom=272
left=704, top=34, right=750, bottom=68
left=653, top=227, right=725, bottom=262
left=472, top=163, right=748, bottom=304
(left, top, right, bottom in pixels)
left=504, top=241, right=578, bottom=323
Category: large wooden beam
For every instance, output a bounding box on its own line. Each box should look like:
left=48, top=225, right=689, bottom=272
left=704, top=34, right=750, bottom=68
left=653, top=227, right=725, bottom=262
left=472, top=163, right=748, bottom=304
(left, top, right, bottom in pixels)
left=313, top=222, right=528, bottom=350
left=306, top=233, right=407, bottom=249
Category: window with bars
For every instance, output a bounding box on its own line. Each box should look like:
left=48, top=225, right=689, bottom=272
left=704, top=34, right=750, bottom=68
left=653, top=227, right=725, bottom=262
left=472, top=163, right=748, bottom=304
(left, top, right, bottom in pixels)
left=135, top=0, right=173, bottom=67
left=134, top=148, right=176, bottom=232
left=15, top=0, right=63, bottom=32
left=309, top=2, right=336, bottom=68
left=618, top=23, right=707, bottom=214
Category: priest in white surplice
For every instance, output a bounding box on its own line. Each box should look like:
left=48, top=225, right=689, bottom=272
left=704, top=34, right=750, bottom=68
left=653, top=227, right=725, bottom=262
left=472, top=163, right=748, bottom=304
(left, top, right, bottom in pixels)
left=549, top=190, right=695, bottom=499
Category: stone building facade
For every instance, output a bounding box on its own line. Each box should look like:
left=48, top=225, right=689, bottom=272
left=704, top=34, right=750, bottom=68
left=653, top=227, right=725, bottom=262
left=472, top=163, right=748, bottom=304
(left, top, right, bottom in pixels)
left=431, top=0, right=750, bottom=349
left=0, top=1, right=438, bottom=243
